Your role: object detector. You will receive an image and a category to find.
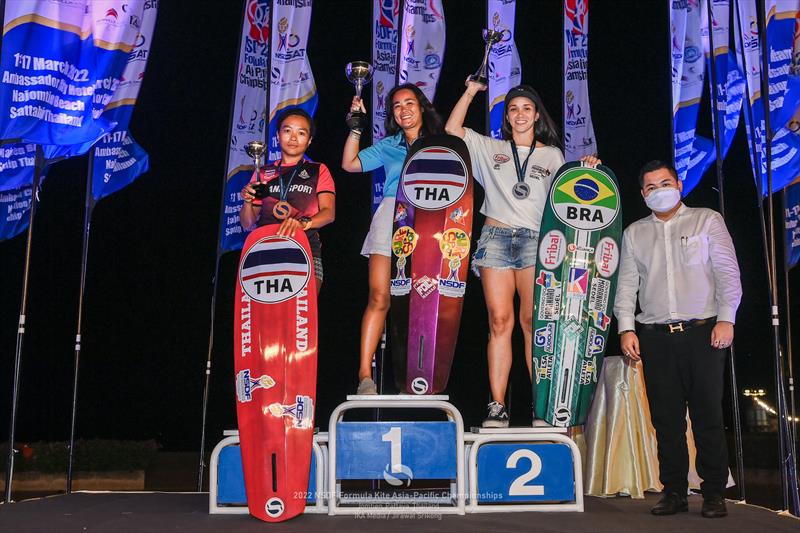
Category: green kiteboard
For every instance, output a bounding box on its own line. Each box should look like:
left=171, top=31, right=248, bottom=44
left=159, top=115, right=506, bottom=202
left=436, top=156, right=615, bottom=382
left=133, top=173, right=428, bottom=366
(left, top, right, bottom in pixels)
left=532, top=162, right=622, bottom=427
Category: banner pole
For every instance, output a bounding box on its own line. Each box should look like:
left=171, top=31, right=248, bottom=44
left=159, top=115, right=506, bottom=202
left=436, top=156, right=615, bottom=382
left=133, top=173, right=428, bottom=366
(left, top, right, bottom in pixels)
left=196, top=0, right=251, bottom=492
left=705, top=0, right=745, bottom=502
left=65, top=151, right=97, bottom=494
left=4, top=144, right=44, bottom=504
left=756, top=0, right=800, bottom=515
left=668, top=0, right=676, bottom=166
left=782, top=188, right=798, bottom=465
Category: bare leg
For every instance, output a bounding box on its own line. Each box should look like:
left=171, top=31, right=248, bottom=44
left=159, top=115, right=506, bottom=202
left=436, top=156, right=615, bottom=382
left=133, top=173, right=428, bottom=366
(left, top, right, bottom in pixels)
left=358, top=254, right=391, bottom=380
left=481, top=267, right=517, bottom=404
left=515, top=267, right=535, bottom=379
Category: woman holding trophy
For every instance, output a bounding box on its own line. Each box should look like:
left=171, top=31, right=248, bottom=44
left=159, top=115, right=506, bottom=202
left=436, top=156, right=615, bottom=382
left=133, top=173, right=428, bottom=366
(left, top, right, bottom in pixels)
left=239, top=108, right=336, bottom=293
left=341, top=64, right=444, bottom=395
left=446, top=46, right=598, bottom=426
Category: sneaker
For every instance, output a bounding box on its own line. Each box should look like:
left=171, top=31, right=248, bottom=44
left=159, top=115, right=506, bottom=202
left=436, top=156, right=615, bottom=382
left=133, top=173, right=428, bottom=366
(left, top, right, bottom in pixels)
left=356, top=377, right=378, bottom=395
left=482, top=401, right=509, bottom=428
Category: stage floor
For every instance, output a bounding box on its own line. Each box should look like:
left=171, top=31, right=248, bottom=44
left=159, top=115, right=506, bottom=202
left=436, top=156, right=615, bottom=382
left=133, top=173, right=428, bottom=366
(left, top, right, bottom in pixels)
left=0, top=492, right=797, bottom=532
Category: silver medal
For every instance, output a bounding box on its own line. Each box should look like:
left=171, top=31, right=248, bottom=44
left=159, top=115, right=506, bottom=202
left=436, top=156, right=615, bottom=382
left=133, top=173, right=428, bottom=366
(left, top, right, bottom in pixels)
left=512, top=182, right=530, bottom=199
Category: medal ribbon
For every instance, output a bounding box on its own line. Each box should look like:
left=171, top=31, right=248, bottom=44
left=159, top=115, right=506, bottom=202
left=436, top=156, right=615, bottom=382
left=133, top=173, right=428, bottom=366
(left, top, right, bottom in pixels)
left=275, top=160, right=304, bottom=203
left=510, top=139, right=535, bottom=186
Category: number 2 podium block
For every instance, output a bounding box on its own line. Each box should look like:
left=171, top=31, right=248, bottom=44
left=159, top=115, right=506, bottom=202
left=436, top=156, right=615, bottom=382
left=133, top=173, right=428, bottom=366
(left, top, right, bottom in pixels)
left=467, top=430, right=584, bottom=513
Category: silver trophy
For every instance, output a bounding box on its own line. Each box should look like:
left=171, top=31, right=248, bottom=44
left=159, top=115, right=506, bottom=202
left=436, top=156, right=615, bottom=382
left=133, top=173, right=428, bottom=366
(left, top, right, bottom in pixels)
left=345, top=61, right=374, bottom=131
left=468, top=29, right=503, bottom=85
left=244, top=140, right=266, bottom=170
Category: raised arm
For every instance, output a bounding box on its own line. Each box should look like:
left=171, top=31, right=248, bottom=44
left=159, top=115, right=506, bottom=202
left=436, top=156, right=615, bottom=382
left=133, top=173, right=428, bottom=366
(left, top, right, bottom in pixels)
left=445, top=80, right=486, bottom=138
left=342, top=96, right=365, bottom=173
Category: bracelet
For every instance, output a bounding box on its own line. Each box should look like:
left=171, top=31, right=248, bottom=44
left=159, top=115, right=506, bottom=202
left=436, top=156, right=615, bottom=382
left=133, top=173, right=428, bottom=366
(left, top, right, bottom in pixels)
left=349, top=129, right=362, bottom=138
left=243, top=198, right=252, bottom=204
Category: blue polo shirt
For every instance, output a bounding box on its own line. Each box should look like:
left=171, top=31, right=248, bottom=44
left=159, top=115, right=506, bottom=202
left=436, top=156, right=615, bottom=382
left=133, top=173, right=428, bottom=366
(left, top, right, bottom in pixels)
left=357, top=132, right=407, bottom=198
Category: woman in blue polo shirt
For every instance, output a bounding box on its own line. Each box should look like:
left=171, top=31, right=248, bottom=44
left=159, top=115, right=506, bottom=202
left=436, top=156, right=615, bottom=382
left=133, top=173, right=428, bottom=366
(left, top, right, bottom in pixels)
left=342, top=83, right=444, bottom=395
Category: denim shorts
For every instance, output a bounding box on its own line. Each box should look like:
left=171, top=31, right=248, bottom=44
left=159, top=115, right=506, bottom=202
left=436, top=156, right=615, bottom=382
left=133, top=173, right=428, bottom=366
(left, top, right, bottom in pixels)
left=471, top=225, right=539, bottom=276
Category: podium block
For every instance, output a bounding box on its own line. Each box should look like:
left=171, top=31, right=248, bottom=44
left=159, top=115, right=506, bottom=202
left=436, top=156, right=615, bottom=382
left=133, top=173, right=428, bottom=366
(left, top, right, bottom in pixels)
left=327, top=395, right=465, bottom=516
left=208, top=431, right=328, bottom=514
left=466, top=430, right=583, bottom=513
left=336, top=421, right=457, bottom=481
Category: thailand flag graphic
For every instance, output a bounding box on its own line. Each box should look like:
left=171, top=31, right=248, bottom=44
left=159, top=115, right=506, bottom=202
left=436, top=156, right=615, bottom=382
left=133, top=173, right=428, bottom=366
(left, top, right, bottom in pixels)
left=402, top=147, right=467, bottom=209
left=239, top=237, right=310, bottom=304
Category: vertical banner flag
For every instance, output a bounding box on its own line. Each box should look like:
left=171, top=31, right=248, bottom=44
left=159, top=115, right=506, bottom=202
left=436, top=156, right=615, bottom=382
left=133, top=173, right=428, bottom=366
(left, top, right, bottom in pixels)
left=91, top=1, right=158, bottom=201
left=219, top=0, right=270, bottom=252
left=0, top=143, right=38, bottom=192
left=267, top=0, right=317, bottom=162
left=736, top=0, right=800, bottom=195
left=0, top=143, right=42, bottom=241
left=0, top=183, right=35, bottom=241
left=701, top=0, right=744, bottom=164
left=671, top=0, right=715, bottom=195
left=487, top=0, right=521, bottom=140
left=371, top=0, right=400, bottom=212
left=0, top=0, right=145, bottom=146
left=563, top=0, right=597, bottom=160
left=787, top=180, right=800, bottom=269
left=397, top=0, right=445, bottom=104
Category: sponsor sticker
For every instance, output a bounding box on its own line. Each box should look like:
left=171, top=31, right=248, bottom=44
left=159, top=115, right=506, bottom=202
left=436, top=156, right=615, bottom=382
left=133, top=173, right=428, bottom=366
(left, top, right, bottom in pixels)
left=539, top=230, right=567, bottom=269
left=268, top=395, right=314, bottom=429
left=595, top=236, right=619, bottom=277
left=564, top=319, right=583, bottom=339
left=536, top=271, right=562, bottom=321
left=413, top=275, right=437, bottom=299
left=235, top=369, right=276, bottom=403
left=566, top=267, right=589, bottom=299
left=265, top=497, right=285, bottom=518
left=588, top=277, right=611, bottom=312
left=411, top=377, right=429, bottom=394
left=534, top=354, right=554, bottom=384
left=534, top=323, right=555, bottom=353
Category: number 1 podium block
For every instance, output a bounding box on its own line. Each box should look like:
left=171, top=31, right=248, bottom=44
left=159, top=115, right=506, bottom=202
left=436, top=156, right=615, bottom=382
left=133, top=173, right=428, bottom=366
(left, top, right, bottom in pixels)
left=327, top=395, right=466, bottom=516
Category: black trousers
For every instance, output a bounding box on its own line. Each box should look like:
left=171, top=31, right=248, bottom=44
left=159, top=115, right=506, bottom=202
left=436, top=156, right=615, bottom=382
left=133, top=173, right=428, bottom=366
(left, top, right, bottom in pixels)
left=639, top=321, right=728, bottom=497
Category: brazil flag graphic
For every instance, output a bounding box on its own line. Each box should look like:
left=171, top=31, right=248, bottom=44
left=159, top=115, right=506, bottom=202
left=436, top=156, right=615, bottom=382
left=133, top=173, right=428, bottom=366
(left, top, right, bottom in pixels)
left=551, top=168, right=619, bottom=231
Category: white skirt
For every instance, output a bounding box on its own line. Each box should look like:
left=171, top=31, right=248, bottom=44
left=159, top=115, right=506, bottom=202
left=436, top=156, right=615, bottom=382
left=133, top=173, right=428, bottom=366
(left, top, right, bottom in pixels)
left=360, top=196, right=395, bottom=257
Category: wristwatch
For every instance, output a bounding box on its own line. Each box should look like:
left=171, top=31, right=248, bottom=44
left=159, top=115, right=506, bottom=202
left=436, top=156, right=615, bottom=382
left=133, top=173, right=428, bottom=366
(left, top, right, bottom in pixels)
left=298, top=216, right=312, bottom=229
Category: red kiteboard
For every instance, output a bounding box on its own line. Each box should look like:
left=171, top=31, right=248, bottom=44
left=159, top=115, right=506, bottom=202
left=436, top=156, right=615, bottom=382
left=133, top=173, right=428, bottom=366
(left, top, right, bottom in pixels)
left=234, top=224, right=317, bottom=522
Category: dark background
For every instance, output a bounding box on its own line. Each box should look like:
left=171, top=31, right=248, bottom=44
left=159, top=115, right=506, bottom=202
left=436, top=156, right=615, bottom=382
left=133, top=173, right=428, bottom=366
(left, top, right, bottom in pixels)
left=0, top=1, right=796, bottom=460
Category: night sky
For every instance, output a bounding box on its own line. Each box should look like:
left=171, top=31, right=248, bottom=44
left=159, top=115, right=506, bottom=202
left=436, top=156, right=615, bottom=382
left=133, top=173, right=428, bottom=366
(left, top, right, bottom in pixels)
left=0, top=1, right=796, bottom=453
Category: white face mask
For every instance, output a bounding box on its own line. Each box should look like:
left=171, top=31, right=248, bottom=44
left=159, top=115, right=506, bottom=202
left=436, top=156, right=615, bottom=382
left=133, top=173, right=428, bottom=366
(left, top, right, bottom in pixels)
left=644, top=187, right=681, bottom=213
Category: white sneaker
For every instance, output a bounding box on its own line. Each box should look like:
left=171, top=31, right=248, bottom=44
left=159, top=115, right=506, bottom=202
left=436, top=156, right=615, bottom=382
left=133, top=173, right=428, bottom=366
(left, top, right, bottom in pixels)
left=482, top=401, right=509, bottom=428
left=356, top=377, right=378, bottom=395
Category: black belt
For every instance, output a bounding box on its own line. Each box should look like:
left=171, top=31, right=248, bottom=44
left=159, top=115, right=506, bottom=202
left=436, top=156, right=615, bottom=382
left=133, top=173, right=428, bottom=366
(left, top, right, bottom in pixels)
left=638, top=317, right=716, bottom=334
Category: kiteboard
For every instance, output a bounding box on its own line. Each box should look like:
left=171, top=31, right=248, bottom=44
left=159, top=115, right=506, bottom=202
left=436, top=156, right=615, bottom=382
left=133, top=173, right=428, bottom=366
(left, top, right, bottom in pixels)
left=532, top=162, right=622, bottom=426
left=389, top=134, right=474, bottom=395
left=234, top=224, right=317, bottom=521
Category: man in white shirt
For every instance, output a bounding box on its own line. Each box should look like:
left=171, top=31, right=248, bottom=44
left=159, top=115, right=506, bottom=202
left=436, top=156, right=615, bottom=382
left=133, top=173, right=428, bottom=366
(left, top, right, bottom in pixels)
left=614, top=161, right=742, bottom=519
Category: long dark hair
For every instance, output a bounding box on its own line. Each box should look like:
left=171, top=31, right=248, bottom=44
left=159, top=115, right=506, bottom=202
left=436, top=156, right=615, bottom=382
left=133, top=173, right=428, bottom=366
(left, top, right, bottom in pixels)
left=501, top=84, right=562, bottom=149
left=384, top=83, right=444, bottom=138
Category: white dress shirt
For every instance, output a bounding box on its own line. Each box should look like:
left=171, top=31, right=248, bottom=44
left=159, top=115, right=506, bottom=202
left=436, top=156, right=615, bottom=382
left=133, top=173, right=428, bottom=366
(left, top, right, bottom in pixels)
left=614, top=204, right=742, bottom=332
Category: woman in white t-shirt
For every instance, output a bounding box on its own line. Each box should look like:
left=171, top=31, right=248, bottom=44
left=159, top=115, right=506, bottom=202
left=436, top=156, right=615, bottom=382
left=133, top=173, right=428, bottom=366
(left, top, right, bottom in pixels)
left=446, top=82, right=598, bottom=428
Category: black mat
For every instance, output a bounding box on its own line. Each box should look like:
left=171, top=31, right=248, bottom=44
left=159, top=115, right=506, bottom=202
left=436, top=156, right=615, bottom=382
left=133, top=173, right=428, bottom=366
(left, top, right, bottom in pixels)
left=0, top=492, right=797, bottom=533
